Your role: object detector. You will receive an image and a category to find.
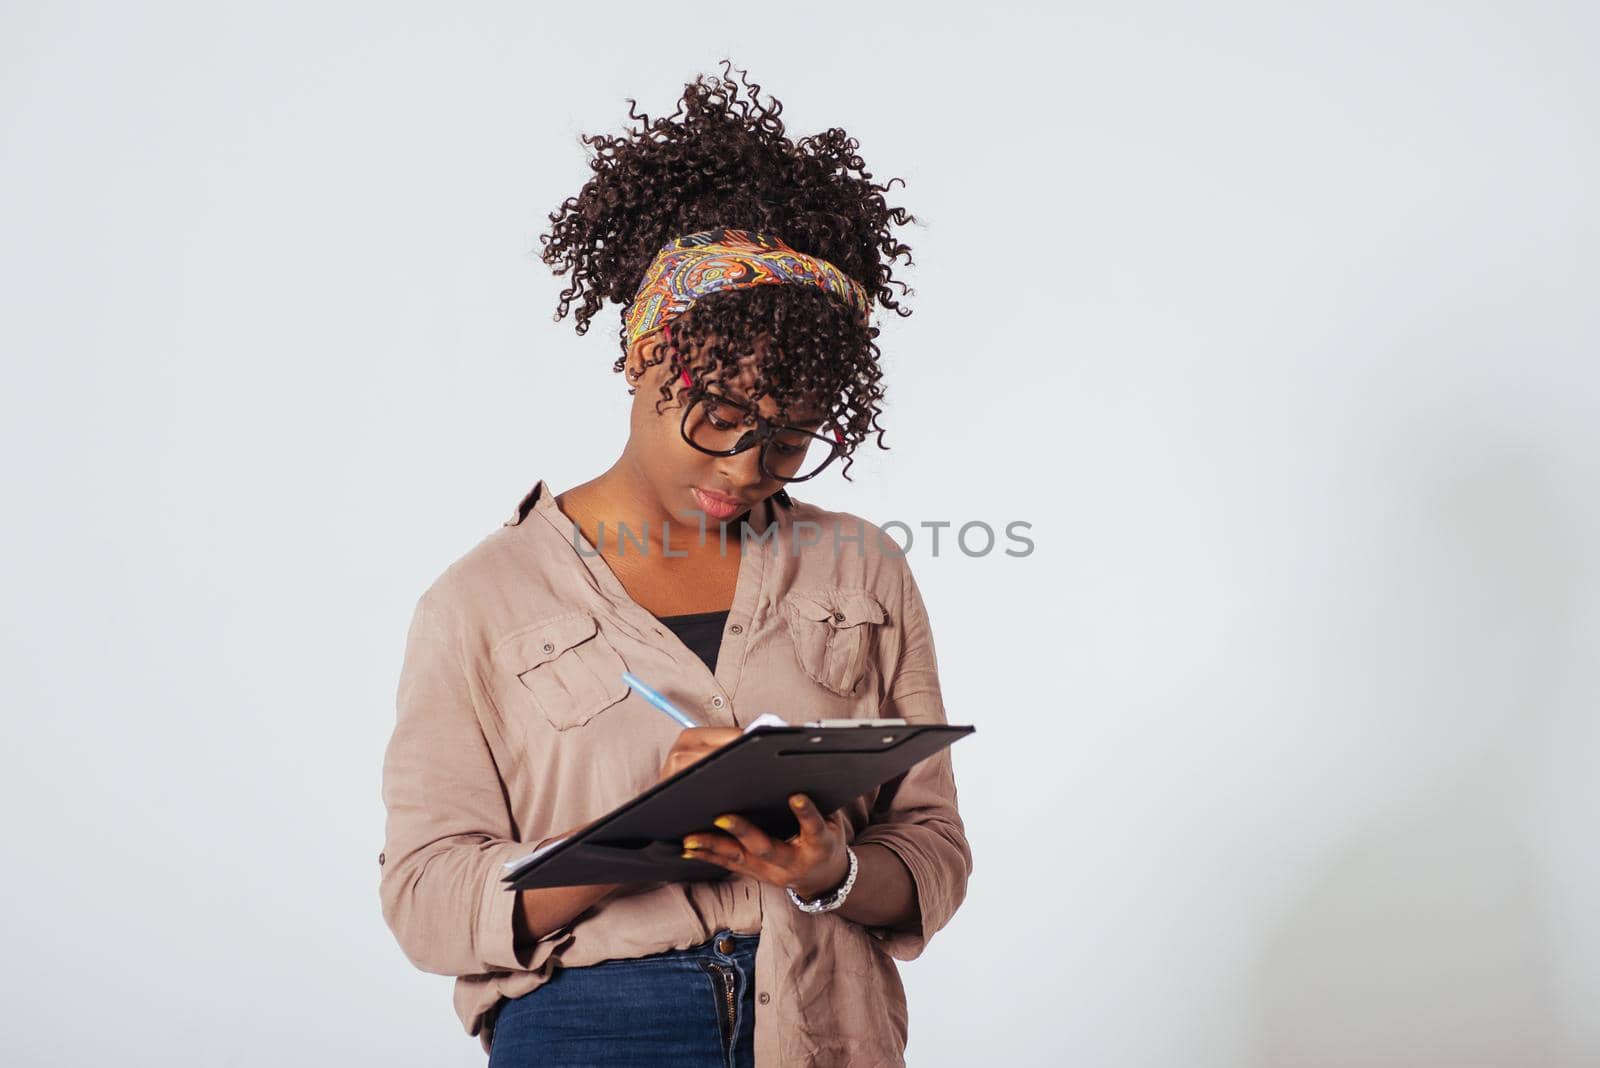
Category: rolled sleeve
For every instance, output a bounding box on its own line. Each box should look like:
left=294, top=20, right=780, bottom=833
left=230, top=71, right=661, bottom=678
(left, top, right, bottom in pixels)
left=379, top=593, right=565, bottom=977
left=850, top=561, right=973, bottom=962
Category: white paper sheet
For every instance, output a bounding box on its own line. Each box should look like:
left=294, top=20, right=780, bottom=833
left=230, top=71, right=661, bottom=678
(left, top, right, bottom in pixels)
left=503, top=835, right=567, bottom=871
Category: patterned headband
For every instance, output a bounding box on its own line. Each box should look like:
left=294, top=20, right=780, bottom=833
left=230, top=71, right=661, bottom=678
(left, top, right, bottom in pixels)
left=622, top=227, right=872, bottom=351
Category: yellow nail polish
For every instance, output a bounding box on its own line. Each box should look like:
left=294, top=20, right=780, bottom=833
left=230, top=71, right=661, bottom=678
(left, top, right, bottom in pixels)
left=790, top=796, right=805, bottom=808
left=713, top=816, right=733, bottom=830
left=684, top=838, right=700, bottom=849
left=682, top=850, right=695, bottom=860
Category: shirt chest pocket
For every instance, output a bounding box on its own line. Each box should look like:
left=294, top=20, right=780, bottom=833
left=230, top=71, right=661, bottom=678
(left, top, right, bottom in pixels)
left=493, top=612, right=630, bottom=731
left=780, top=586, right=888, bottom=699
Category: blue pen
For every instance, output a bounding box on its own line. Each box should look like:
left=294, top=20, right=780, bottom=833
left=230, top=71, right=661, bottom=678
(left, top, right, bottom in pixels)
left=622, top=671, right=701, bottom=728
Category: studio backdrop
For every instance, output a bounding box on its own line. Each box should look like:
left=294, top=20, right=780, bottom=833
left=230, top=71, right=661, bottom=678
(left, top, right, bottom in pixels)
left=2, top=3, right=1596, bottom=1065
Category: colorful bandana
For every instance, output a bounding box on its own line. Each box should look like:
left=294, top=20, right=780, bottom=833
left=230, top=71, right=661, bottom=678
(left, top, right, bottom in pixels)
left=622, top=227, right=872, bottom=350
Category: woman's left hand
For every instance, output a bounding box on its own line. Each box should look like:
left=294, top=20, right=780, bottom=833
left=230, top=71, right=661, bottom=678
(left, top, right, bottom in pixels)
left=681, top=793, right=852, bottom=900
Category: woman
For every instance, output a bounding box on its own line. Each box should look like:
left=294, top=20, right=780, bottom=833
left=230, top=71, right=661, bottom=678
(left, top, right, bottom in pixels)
left=378, top=62, right=972, bottom=1067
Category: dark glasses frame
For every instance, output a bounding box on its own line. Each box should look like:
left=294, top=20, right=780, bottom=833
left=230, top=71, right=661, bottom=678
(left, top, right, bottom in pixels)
left=678, top=379, right=847, bottom=484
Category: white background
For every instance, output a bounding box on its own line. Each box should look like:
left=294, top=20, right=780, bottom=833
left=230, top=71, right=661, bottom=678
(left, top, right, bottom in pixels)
left=3, top=3, right=1596, bottom=1065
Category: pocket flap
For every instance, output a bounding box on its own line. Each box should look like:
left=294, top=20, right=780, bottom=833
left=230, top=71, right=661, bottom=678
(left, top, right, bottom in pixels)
left=779, top=587, right=888, bottom=699
left=496, top=612, right=599, bottom=674
left=783, top=587, right=887, bottom=628
left=493, top=611, right=630, bottom=732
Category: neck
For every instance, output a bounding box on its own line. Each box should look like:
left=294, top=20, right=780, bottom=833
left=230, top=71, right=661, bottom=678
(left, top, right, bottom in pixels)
left=557, top=458, right=753, bottom=558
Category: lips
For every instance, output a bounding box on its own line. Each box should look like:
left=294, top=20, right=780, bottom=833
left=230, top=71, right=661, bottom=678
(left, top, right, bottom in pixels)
left=692, top=487, right=749, bottom=519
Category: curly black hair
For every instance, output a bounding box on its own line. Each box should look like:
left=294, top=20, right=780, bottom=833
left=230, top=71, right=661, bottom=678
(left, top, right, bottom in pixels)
left=537, top=59, right=917, bottom=480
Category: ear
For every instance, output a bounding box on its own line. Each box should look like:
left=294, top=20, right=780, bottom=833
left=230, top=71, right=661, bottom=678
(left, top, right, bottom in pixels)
left=623, top=333, right=662, bottom=384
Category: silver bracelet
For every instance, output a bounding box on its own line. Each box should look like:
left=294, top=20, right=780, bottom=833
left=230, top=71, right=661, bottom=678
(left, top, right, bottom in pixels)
left=786, top=846, right=858, bottom=914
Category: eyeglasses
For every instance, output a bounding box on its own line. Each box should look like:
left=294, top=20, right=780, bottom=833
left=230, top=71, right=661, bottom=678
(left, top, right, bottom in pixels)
left=679, top=385, right=846, bottom=483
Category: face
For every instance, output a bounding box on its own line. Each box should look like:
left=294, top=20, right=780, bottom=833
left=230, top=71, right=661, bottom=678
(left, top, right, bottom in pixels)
left=622, top=330, right=832, bottom=526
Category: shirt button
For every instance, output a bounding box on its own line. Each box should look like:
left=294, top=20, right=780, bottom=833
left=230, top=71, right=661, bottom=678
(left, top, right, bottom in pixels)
left=377, top=852, right=385, bottom=866
left=711, top=695, right=725, bottom=709
left=542, top=641, right=554, bottom=654
left=759, top=991, right=770, bottom=1004
left=832, top=611, right=845, bottom=622
left=729, top=623, right=743, bottom=634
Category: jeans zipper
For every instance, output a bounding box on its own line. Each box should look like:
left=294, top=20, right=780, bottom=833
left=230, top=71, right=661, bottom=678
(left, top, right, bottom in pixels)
left=701, top=960, right=738, bottom=1047
left=719, top=964, right=736, bottom=1039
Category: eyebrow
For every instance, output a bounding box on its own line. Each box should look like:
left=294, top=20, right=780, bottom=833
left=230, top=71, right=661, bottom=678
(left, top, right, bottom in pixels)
left=710, top=386, right=827, bottom=426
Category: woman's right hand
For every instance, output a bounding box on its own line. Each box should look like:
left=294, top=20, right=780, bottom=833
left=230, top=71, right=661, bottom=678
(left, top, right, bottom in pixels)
left=656, top=726, right=744, bottom=783
left=518, top=727, right=748, bottom=946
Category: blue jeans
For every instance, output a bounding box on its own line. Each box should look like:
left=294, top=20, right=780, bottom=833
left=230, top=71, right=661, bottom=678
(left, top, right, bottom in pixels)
left=487, top=929, right=759, bottom=1067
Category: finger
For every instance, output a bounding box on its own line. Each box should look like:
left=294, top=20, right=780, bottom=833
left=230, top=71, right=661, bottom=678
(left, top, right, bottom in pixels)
left=682, top=831, right=746, bottom=865
left=681, top=844, right=737, bottom=869
left=787, top=794, right=830, bottom=839
left=665, top=751, right=715, bottom=778
left=682, top=726, right=743, bottom=747
left=666, top=729, right=744, bottom=774
left=710, top=813, right=781, bottom=866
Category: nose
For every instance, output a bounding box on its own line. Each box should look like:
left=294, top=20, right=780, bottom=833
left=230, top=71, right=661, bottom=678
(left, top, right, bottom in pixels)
left=715, top=440, right=769, bottom=491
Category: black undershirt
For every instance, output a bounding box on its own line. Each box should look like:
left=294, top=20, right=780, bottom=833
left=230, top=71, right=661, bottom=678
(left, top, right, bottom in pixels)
left=643, top=492, right=795, bottom=675
left=654, top=608, right=730, bottom=675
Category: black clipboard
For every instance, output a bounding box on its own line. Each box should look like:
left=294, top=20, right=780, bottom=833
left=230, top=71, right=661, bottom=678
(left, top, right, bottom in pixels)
left=500, top=721, right=974, bottom=891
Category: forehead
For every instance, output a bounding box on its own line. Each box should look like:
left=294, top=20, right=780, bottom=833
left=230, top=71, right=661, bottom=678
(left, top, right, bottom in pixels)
left=697, top=349, right=828, bottom=423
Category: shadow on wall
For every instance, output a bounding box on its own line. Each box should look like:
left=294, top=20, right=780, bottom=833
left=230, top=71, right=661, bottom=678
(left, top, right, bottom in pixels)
left=1250, top=438, right=1580, bottom=1066
left=1252, top=784, right=1556, bottom=1066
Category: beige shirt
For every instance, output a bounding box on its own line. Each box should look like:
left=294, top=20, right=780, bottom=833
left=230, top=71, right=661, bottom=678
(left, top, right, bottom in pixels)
left=378, top=478, right=973, bottom=1065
